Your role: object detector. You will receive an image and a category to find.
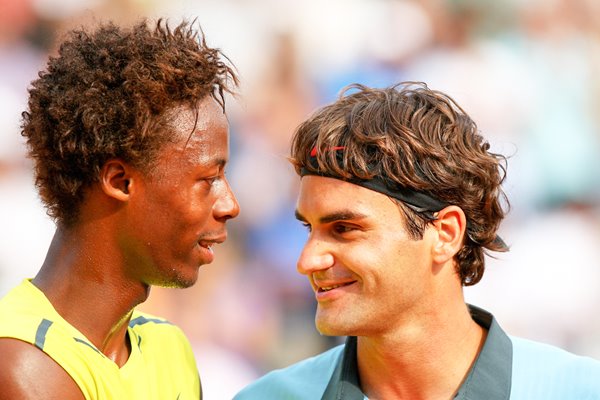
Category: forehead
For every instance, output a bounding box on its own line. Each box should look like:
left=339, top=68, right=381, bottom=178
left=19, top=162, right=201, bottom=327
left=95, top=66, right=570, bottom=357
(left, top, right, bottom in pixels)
left=159, top=97, right=229, bottom=164
left=297, top=175, right=401, bottom=220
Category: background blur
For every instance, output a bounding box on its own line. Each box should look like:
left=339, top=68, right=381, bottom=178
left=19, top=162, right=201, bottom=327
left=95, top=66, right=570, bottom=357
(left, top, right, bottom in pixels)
left=1, top=0, right=599, bottom=398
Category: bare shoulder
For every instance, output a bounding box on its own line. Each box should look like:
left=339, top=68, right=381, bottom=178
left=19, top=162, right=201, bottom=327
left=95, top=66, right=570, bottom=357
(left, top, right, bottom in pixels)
left=0, top=338, right=85, bottom=400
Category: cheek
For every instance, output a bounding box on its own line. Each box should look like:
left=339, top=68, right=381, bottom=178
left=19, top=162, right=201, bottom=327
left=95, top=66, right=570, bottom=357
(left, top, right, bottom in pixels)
left=187, top=196, right=214, bottom=222
left=341, top=243, right=385, bottom=285
left=164, top=198, right=217, bottom=242
left=358, top=239, right=425, bottom=286
left=135, top=194, right=192, bottom=238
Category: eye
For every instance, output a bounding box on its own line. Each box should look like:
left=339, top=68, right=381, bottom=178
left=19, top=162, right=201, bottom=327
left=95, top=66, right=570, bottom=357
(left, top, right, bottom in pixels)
left=197, top=164, right=226, bottom=186
left=200, top=172, right=223, bottom=186
left=301, top=222, right=312, bottom=232
left=333, top=223, right=355, bottom=235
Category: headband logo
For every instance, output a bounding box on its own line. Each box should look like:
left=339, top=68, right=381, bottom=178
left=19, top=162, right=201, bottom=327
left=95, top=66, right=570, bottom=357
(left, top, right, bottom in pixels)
left=309, top=145, right=345, bottom=157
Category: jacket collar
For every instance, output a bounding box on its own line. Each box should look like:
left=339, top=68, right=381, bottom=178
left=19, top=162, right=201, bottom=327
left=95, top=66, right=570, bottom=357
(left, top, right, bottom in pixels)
left=321, top=306, right=512, bottom=400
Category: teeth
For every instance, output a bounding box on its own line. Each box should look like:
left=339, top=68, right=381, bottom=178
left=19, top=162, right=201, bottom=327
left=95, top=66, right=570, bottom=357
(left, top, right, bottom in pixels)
left=321, top=284, right=342, bottom=291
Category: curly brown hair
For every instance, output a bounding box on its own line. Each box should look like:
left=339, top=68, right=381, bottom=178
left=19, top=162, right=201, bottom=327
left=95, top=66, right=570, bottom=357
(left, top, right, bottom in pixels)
left=21, top=19, right=238, bottom=226
left=291, top=82, right=509, bottom=286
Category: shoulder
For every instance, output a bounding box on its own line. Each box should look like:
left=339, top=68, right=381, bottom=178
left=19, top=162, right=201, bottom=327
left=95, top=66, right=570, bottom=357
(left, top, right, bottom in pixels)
left=511, top=336, right=600, bottom=374
left=129, top=310, right=198, bottom=366
left=234, top=344, right=345, bottom=400
left=127, top=311, right=200, bottom=398
left=0, top=338, right=85, bottom=400
left=129, top=310, right=189, bottom=346
left=510, top=336, right=600, bottom=399
left=129, top=311, right=176, bottom=330
left=0, top=282, right=86, bottom=399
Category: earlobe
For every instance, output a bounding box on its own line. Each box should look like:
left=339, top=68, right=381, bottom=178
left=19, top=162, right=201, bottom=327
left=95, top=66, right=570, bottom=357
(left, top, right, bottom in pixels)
left=100, top=159, right=131, bottom=202
left=431, top=206, right=467, bottom=264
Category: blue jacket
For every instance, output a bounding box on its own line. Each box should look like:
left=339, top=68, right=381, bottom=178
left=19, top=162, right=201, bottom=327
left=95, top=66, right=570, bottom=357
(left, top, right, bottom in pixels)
left=235, top=306, right=600, bottom=399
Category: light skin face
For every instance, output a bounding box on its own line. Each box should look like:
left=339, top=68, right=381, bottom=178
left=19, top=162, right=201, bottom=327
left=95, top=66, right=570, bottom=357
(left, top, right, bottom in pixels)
left=296, top=175, right=487, bottom=400
left=295, top=175, right=439, bottom=337
left=117, top=96, right=240, bottom=288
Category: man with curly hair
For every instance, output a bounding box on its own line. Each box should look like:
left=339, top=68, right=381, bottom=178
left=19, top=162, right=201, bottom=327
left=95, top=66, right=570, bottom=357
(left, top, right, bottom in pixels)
left=0, top=19, right=239, bottom=399
left=236, top=83, right=600, bottom=399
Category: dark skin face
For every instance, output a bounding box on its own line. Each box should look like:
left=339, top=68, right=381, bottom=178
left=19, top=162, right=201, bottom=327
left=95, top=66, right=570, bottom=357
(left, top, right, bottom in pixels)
left=118, top=97, right=240, bottom=288
left=0, top=97, right=239, bottom=399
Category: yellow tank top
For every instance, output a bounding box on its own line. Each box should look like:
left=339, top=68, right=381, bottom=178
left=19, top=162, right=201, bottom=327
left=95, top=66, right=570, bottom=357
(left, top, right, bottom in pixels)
left=0, top=280, right=201, bottom=399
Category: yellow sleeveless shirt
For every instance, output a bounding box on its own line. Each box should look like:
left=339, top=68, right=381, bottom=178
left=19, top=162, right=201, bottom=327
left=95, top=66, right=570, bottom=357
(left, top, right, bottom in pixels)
left=0, top=280, right=201, bottom=399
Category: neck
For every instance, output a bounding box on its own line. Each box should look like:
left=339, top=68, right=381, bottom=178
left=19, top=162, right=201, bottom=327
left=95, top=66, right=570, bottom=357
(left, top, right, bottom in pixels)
left=357, top=300, right=486, bottom=400
left=33, top=226, right=150, bottom=367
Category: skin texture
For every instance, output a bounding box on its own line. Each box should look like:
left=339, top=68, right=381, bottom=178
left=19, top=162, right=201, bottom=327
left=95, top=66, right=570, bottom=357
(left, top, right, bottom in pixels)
left=296, top=177, right=435, bottom=336
left=113, top=98, right=239, bottom=289
left=295, top=176, right=486, bottom=400
left=0, top=339, right=84, bottom=400
left=0, top=97, right=239, bottom=399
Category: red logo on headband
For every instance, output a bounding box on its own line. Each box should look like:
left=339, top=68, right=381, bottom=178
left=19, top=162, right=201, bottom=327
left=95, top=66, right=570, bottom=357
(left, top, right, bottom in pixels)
left=310, top=146, right=345, bottom=157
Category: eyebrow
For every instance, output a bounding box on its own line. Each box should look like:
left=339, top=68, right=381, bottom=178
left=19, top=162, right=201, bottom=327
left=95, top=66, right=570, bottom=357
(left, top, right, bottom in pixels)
left=213, top=158, right=227, bottom=168
left=187, top=156, right=227, bottom=169
left=294, top=209, right=369, bottom=224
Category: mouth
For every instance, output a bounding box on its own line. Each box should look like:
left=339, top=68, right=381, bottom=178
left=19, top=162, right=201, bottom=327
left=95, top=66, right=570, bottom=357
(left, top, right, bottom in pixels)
left=199, top=234, right=226, bottom=245
left=198, top=242, right=214, bottom=253
left=316, top=281, right=356, bottom=293
left=197, top=234, right=227, bottom=256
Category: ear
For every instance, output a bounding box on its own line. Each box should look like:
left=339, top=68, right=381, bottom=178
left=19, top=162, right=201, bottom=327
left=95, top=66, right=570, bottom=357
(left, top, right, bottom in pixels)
left=431, top=205, right=467, bottom=264
left=100, top=159, right=132, bottom=202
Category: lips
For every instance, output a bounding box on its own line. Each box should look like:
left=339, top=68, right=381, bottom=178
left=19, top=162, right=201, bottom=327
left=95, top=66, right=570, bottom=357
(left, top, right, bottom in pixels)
left=313, top=279, right=357, bottom=300
left=318, top=282, right=353, bottom=292
left=198, top=234, right=227, bottom=249
left=196, top=234, right=227, bottom=262
left=198, top=242, right=214, bottom=255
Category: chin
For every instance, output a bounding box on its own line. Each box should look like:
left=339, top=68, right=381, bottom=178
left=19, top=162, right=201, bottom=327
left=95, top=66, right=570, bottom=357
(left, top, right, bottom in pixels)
left=169, top=277, right=198, bottom=289
left=315, top=317, right=353, bottom=337
left=152, top=268, right=199, bottom=289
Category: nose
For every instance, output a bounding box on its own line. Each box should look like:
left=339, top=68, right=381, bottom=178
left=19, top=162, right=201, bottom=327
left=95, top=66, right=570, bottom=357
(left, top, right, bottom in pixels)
left=214, top=178, right=240, bottom=221
left=297, top=236, right=334, bottom=276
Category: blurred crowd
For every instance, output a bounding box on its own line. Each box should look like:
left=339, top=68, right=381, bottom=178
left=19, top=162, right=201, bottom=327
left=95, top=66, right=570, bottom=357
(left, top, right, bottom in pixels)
left=1, top=0, right=599, bottom=398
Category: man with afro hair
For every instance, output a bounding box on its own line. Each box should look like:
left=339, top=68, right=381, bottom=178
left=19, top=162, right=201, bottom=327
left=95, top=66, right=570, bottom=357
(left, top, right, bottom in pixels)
left=0, top=19, right=239, bottom=399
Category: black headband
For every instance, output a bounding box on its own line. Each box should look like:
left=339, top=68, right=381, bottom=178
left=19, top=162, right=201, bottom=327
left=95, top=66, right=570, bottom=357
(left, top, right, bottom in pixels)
left=301, top=146, right=506, bottom=248
left=300, top=146, right=447, bottom=219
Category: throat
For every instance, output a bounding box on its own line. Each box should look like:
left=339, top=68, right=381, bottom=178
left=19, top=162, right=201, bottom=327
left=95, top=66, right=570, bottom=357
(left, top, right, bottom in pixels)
left=100, top=313, right=135, bottom=367
left=356, top=320, right=487, bottom=400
